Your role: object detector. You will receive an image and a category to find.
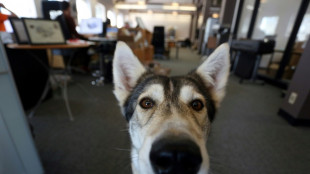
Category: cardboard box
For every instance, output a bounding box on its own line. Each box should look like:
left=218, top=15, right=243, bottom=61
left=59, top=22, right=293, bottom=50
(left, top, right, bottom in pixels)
left=118, top=27, right=154, bottom=64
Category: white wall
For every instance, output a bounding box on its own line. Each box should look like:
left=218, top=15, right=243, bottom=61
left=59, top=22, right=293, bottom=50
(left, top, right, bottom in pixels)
left=128, top=13, right=192, bottom=40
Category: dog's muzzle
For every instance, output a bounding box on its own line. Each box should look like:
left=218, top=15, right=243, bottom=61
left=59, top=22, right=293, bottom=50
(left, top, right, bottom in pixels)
left=150, top=136, right=202, bottom=174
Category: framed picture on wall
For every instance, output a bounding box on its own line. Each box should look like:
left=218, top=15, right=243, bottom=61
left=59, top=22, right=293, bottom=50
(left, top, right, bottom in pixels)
left=9, top=17, right=29, bottom=44
left=22, top=18, right=66, bottom=45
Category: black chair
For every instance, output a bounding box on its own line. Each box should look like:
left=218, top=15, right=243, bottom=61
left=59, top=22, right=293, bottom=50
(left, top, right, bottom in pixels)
left=42, top=1, right=71, bottom=40
left=152, top=26, right=165, bottom=59
left=42, top=1, right=64, bottom=19
left=55, top=14, right=71, bottom=40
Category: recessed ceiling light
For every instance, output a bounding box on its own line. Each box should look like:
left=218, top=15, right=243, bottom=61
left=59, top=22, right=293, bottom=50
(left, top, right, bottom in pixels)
left=172, top=2, right=179, bottom=6
left=138, top=0, right=145, bottom=5
left=212, top=13, right=219, bottom=18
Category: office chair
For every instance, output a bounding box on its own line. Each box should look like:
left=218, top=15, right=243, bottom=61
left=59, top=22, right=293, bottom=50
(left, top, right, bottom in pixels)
left=152, top=26, right=165, bottom=59
left=42, top=1, right=71, bottom=40
left=42, top=1, right=64, bottom=19
left=55, top=14, right=71, bottom=40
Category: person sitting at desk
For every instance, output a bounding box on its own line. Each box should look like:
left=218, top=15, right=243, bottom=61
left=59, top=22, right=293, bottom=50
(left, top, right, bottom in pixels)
left=0, top=3, right=17, bottom=32
left=54, top=1, right=93, bottom=72
left=59, top=1, right=88, bottom=40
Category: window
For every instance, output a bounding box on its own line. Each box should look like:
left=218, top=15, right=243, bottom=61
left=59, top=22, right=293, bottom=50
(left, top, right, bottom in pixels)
left=0, top=0, right=37, bottom=17
left=297, top=14, right=310, bottom=42
left=95, top=3, right=106, bottom=22
left=117, top=13, right=124, bottom=28
left=76, top=0, right=92, bottom=23
left=107, top=10, right=116, bottom=26
left=1, top=0, right=37, bottom=32
left=259, top=16, right=279, bottom=36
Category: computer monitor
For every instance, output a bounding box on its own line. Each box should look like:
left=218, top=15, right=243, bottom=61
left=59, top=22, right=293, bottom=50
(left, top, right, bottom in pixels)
left=99, top=21, right=107, bottom=37
left=79, top=18, right=103, bottom=35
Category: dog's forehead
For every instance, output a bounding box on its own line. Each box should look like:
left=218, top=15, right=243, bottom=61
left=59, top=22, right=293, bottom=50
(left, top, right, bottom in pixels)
left=139, top=77, right=203, bottom=101
left=139, top=84, right=165, bottom=103
left=138, top=75, right=204, bottom=97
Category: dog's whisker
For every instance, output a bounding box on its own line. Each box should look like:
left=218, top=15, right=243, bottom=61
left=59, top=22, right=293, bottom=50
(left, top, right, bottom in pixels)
left=113, top=147, right=131, bottom=152
left=120, top=128, right=129, bottom=132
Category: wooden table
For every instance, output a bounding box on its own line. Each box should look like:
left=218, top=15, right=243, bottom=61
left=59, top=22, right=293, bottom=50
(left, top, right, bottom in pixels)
left=6, top=43, right=91, bottom=49
left=6, top=43, right=92, bottom=121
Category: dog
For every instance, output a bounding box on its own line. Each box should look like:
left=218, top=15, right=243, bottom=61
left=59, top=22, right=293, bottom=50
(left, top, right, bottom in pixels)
left=113, top=41, right=230, bottom=174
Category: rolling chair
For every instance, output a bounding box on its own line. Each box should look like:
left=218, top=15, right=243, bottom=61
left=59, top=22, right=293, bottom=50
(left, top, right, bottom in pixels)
left=152, top=26, right=165, bottom=59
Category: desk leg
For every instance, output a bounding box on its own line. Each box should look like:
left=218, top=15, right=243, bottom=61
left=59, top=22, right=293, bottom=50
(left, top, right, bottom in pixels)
left=48, top=49, right=75, bottom=121
left=28, top=71, right=50, bottom=118
left=24, top=50, right=51, bottom=118
left=25, top=49, right=75, bottom=121
left=91, top=52, right=105, bottom=86
left=62, top=78, right=74, bottom=121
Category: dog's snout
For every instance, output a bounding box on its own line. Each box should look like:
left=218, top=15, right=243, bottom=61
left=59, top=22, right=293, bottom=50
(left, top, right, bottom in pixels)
left=150, top=137, right=202, bottom=174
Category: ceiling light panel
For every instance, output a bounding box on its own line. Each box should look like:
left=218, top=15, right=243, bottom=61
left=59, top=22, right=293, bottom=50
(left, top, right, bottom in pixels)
left=147, top=0, right=193, bottom=4
left=124, top=0, right=141, bottom=3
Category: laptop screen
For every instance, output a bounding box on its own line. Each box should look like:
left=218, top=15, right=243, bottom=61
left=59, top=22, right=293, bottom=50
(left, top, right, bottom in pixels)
left=79, top=18, right=103, bottom=35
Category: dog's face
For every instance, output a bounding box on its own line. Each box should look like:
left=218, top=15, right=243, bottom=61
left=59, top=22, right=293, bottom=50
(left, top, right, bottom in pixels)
left=113, top=42, right=230, bottom=174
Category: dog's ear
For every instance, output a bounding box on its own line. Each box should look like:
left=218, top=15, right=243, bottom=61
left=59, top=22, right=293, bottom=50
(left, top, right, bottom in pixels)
left=195, top=43, right=230, bottom=107
left=113, top=41, right=146, bottom=106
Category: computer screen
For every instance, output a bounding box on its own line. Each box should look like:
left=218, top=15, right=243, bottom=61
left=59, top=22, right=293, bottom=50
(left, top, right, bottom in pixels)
left=79, top=18, right=103, bottom=35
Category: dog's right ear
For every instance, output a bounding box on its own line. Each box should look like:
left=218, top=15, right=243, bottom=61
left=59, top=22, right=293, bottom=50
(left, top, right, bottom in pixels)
left=113, top=41, right=146, bottom=106
left=195, top=43, right=230, bottom=108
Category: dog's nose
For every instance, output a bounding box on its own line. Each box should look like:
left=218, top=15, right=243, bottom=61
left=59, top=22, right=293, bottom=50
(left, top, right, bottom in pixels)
left=150, top=137, right=202, bottom=174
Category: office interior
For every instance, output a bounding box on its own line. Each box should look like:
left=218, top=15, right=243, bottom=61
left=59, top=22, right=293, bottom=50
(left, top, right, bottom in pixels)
left=0, top=0, right=309, bottom=174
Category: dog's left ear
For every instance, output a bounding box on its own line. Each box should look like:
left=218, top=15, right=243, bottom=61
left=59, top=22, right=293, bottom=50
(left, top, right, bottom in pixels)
left=195, top=43, right=230, bottom=107
left=113, top=41, right=146, bottom=106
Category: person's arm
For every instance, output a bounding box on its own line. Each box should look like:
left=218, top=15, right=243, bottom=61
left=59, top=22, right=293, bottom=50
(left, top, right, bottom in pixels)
left=0, top=3, right=17, bottom=17
left=0, top=13, right=9, bottom=22
left=65, top=15, right=88, bottom=40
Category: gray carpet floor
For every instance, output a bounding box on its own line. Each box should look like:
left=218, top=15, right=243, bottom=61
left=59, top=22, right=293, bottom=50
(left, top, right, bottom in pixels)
left=31, top=48, right=310, bottom=174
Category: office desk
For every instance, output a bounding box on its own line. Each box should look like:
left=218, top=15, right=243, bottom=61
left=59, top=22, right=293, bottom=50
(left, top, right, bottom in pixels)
left=86, top=38, right=117, bottom=86
left=6, top=43, right=90, bottom=50
left=7, top=43, right=92, bottom=72
left=6, top=43, right=91, bottom=121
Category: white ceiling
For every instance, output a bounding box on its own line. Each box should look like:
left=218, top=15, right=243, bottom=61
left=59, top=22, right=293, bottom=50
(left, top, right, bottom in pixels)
left=123, top=0, right=194, bottom=4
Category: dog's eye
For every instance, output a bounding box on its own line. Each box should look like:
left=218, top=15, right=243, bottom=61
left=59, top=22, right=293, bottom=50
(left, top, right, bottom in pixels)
left=139, top=98, right=154, bottom=109
left=191, top=100, right=204, bottom=111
